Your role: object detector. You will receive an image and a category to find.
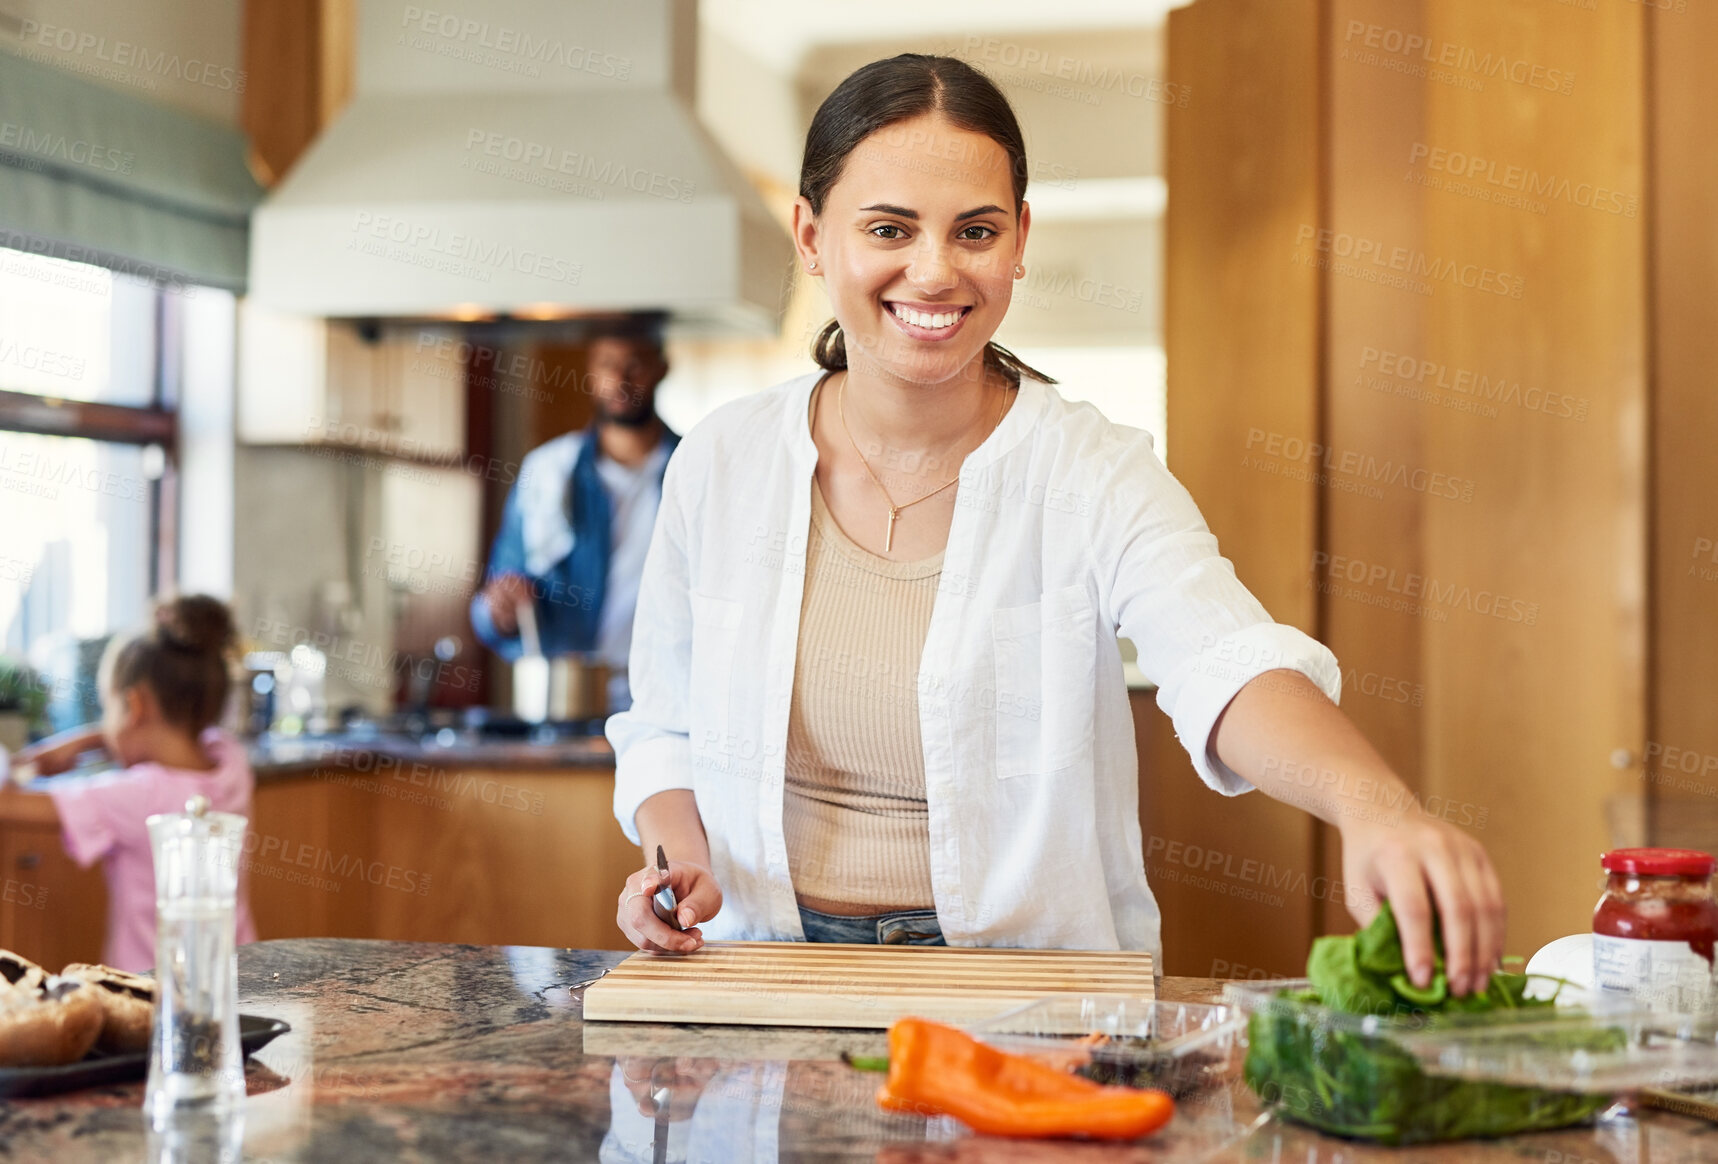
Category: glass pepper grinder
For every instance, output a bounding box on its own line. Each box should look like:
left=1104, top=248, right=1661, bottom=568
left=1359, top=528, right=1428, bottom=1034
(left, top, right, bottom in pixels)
left=144, top=794, right=247, bottom=1125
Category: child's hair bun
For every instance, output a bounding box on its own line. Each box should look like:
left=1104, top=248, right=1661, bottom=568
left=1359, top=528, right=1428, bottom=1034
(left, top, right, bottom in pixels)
left=154, top=595, right=237, bottom=657
left=108, top=593, right=238, bottom=733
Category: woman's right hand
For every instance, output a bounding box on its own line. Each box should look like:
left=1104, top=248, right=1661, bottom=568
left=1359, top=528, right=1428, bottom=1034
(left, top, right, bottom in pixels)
left=617, top=859, right=723, bottom=954
left=616, top=1056, right=722, bottom=1120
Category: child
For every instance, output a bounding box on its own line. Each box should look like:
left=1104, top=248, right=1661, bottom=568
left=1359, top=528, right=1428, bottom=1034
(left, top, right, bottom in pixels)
left=1, top=595, right=256, bottom=972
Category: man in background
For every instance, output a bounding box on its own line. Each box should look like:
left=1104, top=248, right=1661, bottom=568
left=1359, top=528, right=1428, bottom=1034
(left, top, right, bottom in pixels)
left=471, top=318, right=678, bottom=713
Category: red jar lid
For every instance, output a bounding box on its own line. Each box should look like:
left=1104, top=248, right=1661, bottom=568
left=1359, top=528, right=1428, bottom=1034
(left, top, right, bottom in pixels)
left=1601, top=848, right=1716, bottom=877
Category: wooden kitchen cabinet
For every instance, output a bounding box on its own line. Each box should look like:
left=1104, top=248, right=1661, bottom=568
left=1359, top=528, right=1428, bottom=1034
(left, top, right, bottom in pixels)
left=250, top=764, right=638, bottom=951
left=378, top=328, right=467, bottom=462
left=358, top=769, right=640, bottom=950
left=243, top=775, right=338, bottom=939
left=7, top=764, right=637, bottom=962
left=237, top=300, right=380, bottom=443
left=237, top=302, right=466, bottom=462
left=0, top=765, right=639, bottom=968
left=0, top=823, right=106, bottom=968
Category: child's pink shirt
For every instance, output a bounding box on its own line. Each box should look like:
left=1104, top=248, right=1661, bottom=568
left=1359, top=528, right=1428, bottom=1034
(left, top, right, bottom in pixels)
left=48, top=728, right=258, bottom=972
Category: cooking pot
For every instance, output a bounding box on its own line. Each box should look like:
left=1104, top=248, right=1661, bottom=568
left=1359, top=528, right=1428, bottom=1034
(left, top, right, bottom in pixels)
left=512, top=654, right=610, bottom=723
left=509, top=599, right=608, bottom=723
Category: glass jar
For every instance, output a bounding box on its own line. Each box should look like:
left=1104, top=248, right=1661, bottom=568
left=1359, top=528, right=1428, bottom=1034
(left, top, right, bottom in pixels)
left=1592, top=848, right=1718, bottom=1013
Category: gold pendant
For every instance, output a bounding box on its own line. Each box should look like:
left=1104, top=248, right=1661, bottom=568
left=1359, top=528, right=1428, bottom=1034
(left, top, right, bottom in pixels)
left=886, top=507, right=899, bottom=553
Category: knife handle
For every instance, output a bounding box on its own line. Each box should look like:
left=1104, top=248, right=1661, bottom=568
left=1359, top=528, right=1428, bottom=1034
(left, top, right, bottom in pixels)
left=651, top=887, right=684, bottom=931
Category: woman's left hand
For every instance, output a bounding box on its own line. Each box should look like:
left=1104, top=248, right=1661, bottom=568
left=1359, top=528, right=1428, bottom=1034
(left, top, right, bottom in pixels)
left=1340, top=810, right=1506, bottom=997
left=1213, top=670, right=1507, bottom=998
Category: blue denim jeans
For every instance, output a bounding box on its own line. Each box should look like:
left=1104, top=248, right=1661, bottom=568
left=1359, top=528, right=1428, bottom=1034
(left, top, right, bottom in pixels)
left=798, top=904, right=946, bottom=945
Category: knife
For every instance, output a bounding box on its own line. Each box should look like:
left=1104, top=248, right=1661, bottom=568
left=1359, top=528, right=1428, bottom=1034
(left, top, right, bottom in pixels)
left=651, top=844, right=684, bottom=932
left=649, top=1059, right=674, bottom=1164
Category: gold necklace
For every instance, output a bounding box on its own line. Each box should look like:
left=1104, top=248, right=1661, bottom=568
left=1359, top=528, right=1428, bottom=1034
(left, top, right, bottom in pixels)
left=836, top=371, right=1009, bottom=553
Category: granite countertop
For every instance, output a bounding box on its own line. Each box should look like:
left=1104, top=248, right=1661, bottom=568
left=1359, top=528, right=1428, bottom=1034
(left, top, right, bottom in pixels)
left=3, top=939, right=1714, bottom=1162
left=251, top=731, right=615, bottom=777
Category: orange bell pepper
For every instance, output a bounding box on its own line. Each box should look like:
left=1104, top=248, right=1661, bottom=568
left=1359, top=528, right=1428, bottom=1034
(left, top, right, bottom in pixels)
left=874, top=1017, right=1175, bottom=1140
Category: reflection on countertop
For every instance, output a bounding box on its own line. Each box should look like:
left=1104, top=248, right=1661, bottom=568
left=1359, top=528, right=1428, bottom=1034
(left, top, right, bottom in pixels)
left=6, top=938, right=1708, bottom=1163
left=250, top=725, right=615, bottom=776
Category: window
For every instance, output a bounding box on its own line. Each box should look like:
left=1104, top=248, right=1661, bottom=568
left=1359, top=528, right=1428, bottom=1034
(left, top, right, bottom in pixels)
left=0, top=246, right=177, bottom=734
left=1007, top=344, right=1168, bottom=452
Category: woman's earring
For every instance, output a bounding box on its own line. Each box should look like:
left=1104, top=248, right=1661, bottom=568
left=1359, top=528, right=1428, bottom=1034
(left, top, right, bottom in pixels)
left=808, top=260, right=818, bottom=271
left=1014, top=264, right=1024, bottom=278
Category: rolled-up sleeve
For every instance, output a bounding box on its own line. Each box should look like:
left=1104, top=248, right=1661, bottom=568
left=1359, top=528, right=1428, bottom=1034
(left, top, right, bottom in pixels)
left=1090, top=431, right=1341, bottom=796
left=606, top=451, right=697, bottom=844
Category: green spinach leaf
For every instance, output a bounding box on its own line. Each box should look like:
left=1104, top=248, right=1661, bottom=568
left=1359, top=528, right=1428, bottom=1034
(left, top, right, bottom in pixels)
left=1244, top=899, right=1622, bottom=1143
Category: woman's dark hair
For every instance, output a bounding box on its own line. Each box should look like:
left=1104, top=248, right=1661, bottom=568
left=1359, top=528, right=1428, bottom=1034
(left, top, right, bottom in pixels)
left=799, top=53, right=1057, bottom=388
left=107, top=594, right=236, bottom=734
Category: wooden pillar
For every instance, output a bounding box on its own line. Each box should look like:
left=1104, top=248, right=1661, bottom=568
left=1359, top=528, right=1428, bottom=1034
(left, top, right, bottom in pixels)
left=1164, top=0, right=1660, bottom=970
left=1412, top=0, right=1646, bottom=954
left=1648, top=0, right=1718, bottom=829
left=241, top=0, right=354, bottom=186
left=1315, top=0, right=1433, bottom=935
left=1153, top=0, right=1323, bottom=978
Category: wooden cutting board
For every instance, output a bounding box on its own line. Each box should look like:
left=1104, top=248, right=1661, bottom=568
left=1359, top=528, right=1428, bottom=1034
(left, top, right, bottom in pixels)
left=1644, top=1086, right=1718, bottom=1124
left=581, top=941, right=1154, bottom=1028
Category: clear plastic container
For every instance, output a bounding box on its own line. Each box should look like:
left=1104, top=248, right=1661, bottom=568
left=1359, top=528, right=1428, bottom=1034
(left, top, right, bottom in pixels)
left=967, top=996, right=1252, bottom=1151
left=1225, top=977, right=1718, bottom=1145
left=966, top=995, right=1246, bottom=1098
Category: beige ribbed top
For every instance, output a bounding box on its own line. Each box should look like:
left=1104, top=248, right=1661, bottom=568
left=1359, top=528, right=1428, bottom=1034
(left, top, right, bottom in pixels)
left=783, top=478, right=943, bottom=913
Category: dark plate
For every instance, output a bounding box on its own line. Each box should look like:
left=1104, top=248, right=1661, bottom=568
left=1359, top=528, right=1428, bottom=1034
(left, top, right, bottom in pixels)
left=0, top=1014, right=291, bottom=1099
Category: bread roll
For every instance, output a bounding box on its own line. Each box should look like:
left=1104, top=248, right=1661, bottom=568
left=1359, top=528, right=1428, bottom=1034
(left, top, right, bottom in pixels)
left=62, top=964, right=156, bottom=1054
left=0, top=950, right=46, bottom=995
left=0, top=976, right=104, bottom=1067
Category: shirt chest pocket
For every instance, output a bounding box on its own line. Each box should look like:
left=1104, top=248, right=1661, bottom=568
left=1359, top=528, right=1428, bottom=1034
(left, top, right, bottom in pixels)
left=991, top=584, right=1098, bottom=779
left=690, top=591, right=744, bottom=745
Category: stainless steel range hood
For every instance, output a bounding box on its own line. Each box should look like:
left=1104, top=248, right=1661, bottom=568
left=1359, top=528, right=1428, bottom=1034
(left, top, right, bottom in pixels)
left=249, top=0, right=793, bottom=334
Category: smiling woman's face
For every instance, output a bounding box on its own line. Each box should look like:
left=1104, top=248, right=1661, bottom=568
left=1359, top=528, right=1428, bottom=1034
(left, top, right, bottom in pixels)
left=801, top=112, right=1029, bottom=389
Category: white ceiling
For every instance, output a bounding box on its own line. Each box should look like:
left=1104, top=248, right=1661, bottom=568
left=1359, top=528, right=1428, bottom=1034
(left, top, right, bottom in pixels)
left=699, top=0, right=1186, bottom=70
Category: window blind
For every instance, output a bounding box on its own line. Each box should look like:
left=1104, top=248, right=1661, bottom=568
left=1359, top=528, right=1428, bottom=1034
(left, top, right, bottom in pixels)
left=0, top=50, right=262, bottom=291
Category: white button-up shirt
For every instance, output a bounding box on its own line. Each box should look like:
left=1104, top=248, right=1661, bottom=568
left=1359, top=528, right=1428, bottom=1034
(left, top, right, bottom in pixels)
left=609, top=371, right=1340, bottom=958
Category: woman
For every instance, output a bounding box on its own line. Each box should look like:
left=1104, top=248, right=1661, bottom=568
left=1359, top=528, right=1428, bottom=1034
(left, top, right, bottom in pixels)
left=609, top=55, right=1503, bottom=995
